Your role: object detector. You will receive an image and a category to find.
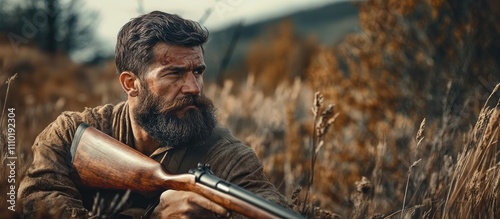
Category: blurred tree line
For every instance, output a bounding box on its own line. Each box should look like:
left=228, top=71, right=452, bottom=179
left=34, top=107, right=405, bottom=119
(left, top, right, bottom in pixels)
left=0, top=0, right=96, bottom=55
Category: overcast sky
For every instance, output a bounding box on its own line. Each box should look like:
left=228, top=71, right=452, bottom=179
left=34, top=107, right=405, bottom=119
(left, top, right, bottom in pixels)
left=83, top=0, right=344, bottom=53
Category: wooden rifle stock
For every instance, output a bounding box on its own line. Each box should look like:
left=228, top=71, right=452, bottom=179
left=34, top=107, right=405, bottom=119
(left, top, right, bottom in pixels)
left=70, top=123, right=304, bottom=219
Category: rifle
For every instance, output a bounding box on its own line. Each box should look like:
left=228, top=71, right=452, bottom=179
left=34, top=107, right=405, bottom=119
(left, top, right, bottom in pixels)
left=70, top=123, right=305, bottom=219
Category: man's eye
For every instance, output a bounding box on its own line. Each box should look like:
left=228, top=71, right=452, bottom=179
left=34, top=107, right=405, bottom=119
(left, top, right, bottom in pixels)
left=194, top=69, right=204, bottom=75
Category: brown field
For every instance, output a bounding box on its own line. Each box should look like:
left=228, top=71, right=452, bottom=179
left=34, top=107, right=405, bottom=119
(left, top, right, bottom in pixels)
left=1, top=0, right=499, bottom=218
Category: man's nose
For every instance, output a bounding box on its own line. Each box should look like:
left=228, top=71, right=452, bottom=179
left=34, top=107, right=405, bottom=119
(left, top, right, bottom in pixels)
left=181, top=72, right=201, bottom=95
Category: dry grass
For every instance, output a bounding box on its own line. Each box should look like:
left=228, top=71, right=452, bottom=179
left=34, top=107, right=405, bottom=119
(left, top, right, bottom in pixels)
left=208, top=69, right=499, bottom=218
left=443, top=84, right=500, bottom=218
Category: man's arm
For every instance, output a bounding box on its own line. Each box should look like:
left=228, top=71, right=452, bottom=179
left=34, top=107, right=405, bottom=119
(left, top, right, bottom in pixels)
left=202, top=128, right=293, bottom=217
left=150, top=148, right=291, bottom=219
left=220, top=148, right=290, bottom=209
left=18, top=113, right=91, bottom=218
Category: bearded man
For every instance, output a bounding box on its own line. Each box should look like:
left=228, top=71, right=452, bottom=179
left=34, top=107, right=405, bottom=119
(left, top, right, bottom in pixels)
left=18, top=11, right=289, bottom=219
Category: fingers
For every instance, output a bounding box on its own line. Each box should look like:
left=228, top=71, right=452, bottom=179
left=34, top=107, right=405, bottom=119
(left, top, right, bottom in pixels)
left=155, top=190, right=230, bottom=218
left=184, top=192, right=231, bottom=217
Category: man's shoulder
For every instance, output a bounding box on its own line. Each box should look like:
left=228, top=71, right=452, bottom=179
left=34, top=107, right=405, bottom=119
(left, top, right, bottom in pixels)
left=41, top=101, right=128, bottom=138
left=207, top=126, right=253, bottom=156
left=202, top=126, right=264, bottom=181
left=212, top=126, right=242, bottom=145
left=60, top=101, right=126, bottom=118
left=55, top=102, right=126, bottom=125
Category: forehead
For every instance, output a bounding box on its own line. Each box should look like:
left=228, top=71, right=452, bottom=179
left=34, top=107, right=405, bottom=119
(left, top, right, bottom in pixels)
left=151, top=43, right=204, bottom=66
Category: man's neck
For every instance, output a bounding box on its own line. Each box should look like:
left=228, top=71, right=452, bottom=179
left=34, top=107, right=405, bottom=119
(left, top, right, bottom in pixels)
left=130, top=116, right=160, bottom=156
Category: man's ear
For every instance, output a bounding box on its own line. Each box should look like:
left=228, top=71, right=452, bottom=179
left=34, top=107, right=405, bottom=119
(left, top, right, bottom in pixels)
left=119, top=71, right=140, bottom=97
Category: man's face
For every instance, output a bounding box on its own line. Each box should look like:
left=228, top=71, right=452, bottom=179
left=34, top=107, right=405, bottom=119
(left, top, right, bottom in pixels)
left=133, top=43, right=216, bottom=147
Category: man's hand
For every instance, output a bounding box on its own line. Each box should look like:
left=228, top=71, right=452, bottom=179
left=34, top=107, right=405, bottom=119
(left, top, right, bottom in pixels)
left=151, top=190, right=231, bottom=219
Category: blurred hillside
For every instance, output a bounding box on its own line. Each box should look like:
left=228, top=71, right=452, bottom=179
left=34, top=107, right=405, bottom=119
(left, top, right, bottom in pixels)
left=204, top=1, right=359, bottom=82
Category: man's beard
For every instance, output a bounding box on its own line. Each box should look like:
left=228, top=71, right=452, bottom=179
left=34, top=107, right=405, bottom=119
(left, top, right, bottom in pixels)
left=133, top=89, right=217, bottom=148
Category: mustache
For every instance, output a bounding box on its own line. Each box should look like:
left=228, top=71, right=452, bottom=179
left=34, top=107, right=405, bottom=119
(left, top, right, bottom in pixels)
left=155, top=95, right=214, bottom=114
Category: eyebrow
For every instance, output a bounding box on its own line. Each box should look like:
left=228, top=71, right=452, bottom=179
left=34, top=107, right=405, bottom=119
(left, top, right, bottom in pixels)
left=195, top=65, right=207, bottom=71
left=160, top=66, right=186, bottom=72
left=159, top=64, right=206, bottom=73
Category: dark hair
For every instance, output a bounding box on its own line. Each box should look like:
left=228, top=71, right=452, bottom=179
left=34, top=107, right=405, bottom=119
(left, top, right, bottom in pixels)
left=115, top=11, right=208, bottom=76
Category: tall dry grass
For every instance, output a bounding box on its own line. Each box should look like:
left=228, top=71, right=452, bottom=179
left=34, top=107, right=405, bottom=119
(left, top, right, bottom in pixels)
left=443, top=84, right=499, bottom=218
left=207, top=73, right=499, bottom=218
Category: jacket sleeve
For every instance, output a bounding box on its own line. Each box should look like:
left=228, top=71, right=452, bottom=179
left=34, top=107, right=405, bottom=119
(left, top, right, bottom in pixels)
left=18, top=112, right=93, bottom=218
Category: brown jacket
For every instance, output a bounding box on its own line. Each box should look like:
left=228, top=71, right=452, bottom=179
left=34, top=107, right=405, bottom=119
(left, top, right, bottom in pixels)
left=18, top=101, right=289, bottom=218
